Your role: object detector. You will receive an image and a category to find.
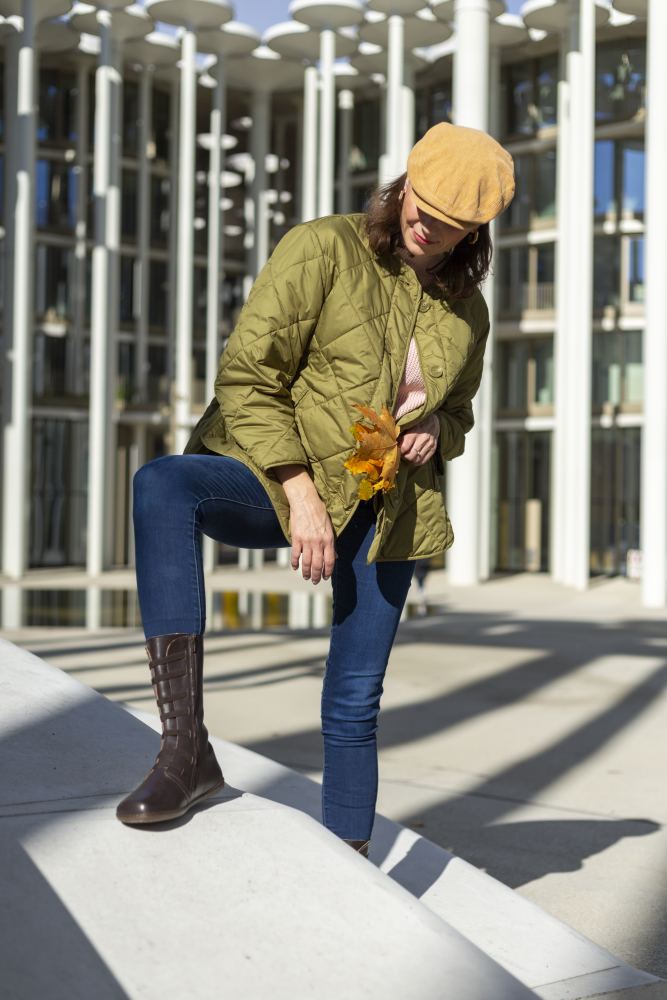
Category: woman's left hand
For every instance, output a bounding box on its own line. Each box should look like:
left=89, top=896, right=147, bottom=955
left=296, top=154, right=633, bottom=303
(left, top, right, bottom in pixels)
left=398, top=413, right=440, bottom=466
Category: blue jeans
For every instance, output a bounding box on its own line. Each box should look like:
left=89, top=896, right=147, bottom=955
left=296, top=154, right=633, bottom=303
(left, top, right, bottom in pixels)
left=133, top=454, right=415, bottom=840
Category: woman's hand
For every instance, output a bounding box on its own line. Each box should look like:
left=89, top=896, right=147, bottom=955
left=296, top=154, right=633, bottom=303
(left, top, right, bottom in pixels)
left=398, top=413, right=440, bottom=466
left=274, top=465, right=336, bottom=584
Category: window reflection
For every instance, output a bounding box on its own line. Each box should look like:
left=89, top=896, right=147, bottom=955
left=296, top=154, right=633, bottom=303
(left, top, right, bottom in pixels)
left=596, top=42, right=646, bottom=124
left=503, top=56, right=557, bottom=137
left=594, top=139, right=644, bottom=219
left=36, top=159, right=78, bottom=231
left=149, top=260, right=168, bottom=331
left=497, top=337, right=554, bottom=414
left=592, top=330, right=643, bottom=408
left=38, top=68, right=77, bottom=144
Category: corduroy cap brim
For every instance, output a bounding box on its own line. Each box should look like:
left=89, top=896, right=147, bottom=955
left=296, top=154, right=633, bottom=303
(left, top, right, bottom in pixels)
left=407, top=122, right=515, bottom=229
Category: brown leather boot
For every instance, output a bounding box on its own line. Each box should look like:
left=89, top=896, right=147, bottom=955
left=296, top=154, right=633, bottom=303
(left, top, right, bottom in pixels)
left=116, top=633, right=224, bottom=825
left=344, top=839, right=370, bottom=858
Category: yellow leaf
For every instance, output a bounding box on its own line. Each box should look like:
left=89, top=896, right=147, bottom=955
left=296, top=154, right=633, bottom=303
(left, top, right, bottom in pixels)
left=345, top=404, right=400, bottom=498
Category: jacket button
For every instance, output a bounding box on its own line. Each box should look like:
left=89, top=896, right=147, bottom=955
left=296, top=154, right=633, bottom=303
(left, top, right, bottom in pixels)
left=429, top=365, right=444, bottom=378
left=418, top=300, right=430, bottom=312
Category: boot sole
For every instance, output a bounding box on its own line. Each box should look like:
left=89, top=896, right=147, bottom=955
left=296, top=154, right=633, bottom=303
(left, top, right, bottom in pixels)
left=116, top=776, right=226, bottom=826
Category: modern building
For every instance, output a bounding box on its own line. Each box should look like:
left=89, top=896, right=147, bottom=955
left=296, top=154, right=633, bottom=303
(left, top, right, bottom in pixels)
left=1, top=0, right=665, bottom=628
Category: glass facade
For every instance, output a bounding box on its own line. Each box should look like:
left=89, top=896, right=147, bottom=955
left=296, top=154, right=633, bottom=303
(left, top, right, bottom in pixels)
left=0, top=29, right=650, bottom=593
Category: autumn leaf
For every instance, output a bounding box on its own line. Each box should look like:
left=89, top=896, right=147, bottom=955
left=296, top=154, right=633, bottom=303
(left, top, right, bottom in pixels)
left=343, top=404, right=400, bottom=500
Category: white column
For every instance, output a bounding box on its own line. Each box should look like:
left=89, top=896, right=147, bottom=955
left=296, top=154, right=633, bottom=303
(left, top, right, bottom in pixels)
left=87, top=8, right=123, bottom=625
left=382, top=14, right=404, bottom=183
left=206, top=58, right=226, bottom=395
left=301, top=64, right=318, bottom=220
left=446, top=0, right=490, bottom=586
left=136, top=64, right=153, bottom=402
left=173, top=26, right=197, bottom=455
left=551, top=29, right=570, bottom=583
left=318, top=29, right=335, bottom=217
left=401, top=59, right=416, bottom=167
left=478, top=42, right=501, bottom=581
left=641, top=0, right=667, bottom=607
left=555, top=0, right=594, bottom=590
left=166, top=70, right=179, bottom=390
left=203, top=59, right=226, bottom=577
left=2, top=3, right=35, bottom=585
left=249, top=88, right=270, bottom=276
left=72, top=63, right=89, bottom=399
left=338, top=88, right=353, bottom=213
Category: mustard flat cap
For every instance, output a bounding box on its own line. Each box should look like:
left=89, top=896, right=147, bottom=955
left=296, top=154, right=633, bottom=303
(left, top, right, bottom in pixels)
left=407, top=122, right=515, bottom=229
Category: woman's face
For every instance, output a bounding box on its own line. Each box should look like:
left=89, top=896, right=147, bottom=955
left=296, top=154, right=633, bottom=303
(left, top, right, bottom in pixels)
left=399, top=179, right=478, bottom=259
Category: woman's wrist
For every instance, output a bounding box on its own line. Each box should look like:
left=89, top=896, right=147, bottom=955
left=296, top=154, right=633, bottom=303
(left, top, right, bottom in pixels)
left=274, top=464, right=320, bottom=502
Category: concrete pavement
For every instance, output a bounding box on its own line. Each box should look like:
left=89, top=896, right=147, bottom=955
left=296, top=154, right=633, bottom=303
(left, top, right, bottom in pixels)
left=8, top=571, right=667, bottom=987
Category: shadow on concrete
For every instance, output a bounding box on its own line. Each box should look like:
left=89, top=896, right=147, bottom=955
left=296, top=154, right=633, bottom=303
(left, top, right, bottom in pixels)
left=2, top=826, right=128, bottom=999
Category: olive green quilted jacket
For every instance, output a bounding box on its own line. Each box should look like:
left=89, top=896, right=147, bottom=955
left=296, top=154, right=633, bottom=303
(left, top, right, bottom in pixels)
left=184, top=212, right=490, bottom=563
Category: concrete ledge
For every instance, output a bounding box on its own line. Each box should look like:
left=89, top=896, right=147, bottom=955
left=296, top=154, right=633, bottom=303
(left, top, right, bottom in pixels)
left=0, top=637, right=659, bottom=999
left=1, top=638, right=535, bottom=1000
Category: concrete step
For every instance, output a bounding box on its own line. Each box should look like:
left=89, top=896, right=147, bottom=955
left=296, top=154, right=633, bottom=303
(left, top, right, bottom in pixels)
left=1, top=638, right=534, bottom=1000
left=1, top=637, right=659, bottom=999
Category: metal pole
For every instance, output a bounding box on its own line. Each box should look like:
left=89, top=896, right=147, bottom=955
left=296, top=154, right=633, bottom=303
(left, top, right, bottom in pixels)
left=641, top=0, right=667, bottom=606
left=446, top=0, right=490, bottom=586
left=338, top=88, right=353, bottom=214
left=318, top=28, right=335, bottom=216
left=2, top=1, right=35, bottom=586
left=173, top=25, right=197, bottom=455
left=401, top=58, right=416, bottom=167
left=301, top=64, right=318, bottom=220
left=383, top=14, right=404, bottom=183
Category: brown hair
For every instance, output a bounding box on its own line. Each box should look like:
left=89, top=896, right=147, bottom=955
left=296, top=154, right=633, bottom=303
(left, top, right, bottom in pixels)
left=363, top=173, right=492, bottom=300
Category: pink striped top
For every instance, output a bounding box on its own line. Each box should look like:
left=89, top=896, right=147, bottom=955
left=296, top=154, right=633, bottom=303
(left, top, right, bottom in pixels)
left=393, top=337, right=427, bottom=420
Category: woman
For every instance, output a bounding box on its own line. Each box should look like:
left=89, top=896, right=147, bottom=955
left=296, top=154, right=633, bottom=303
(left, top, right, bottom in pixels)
left=116, top=123, right=515, bottom=858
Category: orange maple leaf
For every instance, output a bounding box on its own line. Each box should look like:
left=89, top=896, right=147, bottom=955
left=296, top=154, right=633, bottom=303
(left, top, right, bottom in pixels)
left=343, top=404, right=400, bottom=499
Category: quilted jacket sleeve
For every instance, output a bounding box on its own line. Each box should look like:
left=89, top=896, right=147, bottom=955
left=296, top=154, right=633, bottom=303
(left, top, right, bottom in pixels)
left=214, top=223, right=334, bottom=472
left=435, top=305, right=491, bottom=470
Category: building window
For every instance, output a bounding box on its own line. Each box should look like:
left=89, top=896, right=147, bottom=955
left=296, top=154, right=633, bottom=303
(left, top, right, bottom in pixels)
left=122, top=169, right=138, bottom=240
left=500, top=149, right=556, bottom=231
left=150, top=175, right=170, bottom=246
left=36, top=159, right=77, bottom=232
left=153, top=87, right=171, bottom=162
left=30, top=417, right=88, bottom=567
left=33, top=331, right=67, bottom=399
left=35, top=244, right=74, bottom=327
left=120, top=255, right=136, bottom=327
left=123, top=80, right=140, bottom=154
left=38, top=68, right=77, bottom=144
left=502, top=55, right=558, bottom=138
left=117, top=339, right=135, bottom=405
left=593, top=235, right=620, bottom=311
left=147, top=342, right=169, bottom=403
left=592, top=330, right=643, bottom=410
left=416, top=81, right=453, bottom=135
left=498, top=243, right=555, bottom=316
left=351, top=97, right=381, bottom=173
left=594, top=139, right=645, bottom=220
left=193, top=266, right=207, bottom=333
left=590, top=427, right=640, bottom=576
left=628, top=236, right=644, bottom=304
left=596, top=41, right=646, bottom=124
left=494, top=430, right=551, bottom=572
left=497, top=337, right=554, bottom=416
left=149, top=259, right=168, bottom=331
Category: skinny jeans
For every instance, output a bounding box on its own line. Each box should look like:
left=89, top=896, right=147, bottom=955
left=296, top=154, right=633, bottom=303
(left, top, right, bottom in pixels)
left=132, top=453, right=415, bottom=841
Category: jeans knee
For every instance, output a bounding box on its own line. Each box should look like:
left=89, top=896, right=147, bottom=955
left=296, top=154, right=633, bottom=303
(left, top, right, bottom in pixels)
left=133, top=456, right=183, bottom=518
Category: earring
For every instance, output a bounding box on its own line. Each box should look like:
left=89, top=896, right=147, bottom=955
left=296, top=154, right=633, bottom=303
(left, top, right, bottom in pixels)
left=467, top=230, right=479, bottom=245
left=398, top=188, right=406, bottom=201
